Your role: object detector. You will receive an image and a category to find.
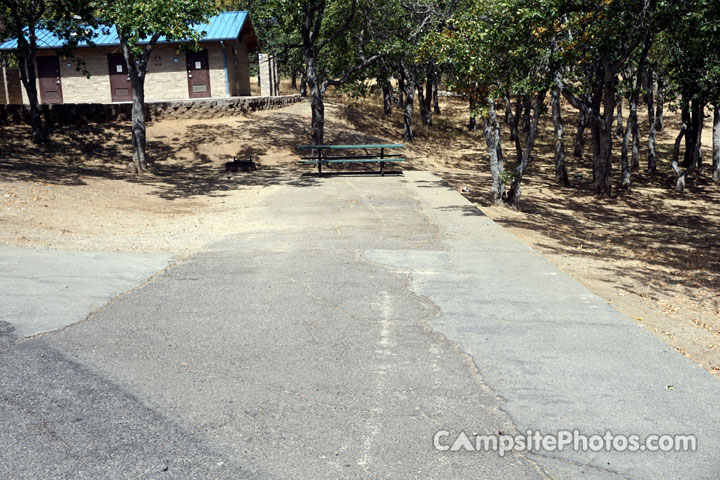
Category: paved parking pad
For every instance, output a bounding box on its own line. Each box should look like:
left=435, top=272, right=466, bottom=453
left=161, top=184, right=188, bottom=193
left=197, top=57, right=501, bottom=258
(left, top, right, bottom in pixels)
left=1, top=172, right=718, bottom=478
left=0, top=247, right=173, bottom=337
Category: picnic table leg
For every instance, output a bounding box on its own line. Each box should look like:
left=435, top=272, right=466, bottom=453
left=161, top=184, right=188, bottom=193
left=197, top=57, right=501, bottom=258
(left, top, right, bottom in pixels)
left=380, top=148, right=385, bottom=176
left=318, top=148, right=322, bottom=175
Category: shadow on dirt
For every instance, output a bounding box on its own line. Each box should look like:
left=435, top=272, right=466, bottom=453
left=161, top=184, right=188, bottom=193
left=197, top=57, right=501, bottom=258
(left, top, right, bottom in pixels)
left=0, top=105, right=418, bottom=201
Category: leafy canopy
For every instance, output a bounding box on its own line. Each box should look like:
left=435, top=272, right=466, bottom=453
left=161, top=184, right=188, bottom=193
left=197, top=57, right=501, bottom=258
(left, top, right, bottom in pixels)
left=98, top=0, right=219, bottom=54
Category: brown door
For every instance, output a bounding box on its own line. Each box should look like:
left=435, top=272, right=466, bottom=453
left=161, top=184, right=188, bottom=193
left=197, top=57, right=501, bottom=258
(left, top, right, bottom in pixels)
left=186, top=49, right=211, bottom=98
left=108, top=53, right=132, bottom=102
left=37, top=56, right=63, bottom=104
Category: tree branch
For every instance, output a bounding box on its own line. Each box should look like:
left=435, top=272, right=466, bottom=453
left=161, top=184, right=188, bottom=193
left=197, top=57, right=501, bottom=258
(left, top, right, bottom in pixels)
left=310, top=3, right=325, bottom=45
left=317, top=0, right=357, bottom=52
left=143, top=32, right=161, bottom=61
left=322, top=53, right=382, bottom=93
left=557, top=76, right=607, bottom=130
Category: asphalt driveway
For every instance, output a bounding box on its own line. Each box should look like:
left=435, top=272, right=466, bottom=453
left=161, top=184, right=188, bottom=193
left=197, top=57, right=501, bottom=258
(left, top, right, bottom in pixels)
left=1, top=171, right=717, bottom=479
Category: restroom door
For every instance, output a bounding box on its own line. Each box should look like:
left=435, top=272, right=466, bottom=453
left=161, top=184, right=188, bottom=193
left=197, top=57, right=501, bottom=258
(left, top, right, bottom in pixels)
left=186, top=49, right=211, bottom=98
left=37, top=56, right=63, bottom=104
left=108, top=53, right=132, bottom=102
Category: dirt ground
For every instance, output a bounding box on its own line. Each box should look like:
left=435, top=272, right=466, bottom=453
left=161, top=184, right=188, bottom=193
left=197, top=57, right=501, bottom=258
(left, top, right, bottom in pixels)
left=1, top=92, right=718, bottom=380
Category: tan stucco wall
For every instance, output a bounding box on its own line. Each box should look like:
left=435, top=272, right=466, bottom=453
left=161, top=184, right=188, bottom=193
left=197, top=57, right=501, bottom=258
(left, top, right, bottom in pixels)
left=15, top=40, right=249, bottom=104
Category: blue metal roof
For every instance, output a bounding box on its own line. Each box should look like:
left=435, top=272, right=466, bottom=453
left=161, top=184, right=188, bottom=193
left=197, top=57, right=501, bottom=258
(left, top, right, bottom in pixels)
left=0, top=11, right=250, bottom=51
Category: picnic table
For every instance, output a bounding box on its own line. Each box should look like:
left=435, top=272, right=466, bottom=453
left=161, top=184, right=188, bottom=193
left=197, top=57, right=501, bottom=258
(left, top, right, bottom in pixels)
left=297, top=144, right=405, bottom=175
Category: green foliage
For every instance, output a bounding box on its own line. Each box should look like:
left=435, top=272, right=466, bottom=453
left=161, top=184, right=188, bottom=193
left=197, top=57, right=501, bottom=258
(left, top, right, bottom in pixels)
left=98, top=0, right=219, bottom=55
left=498, top=169, right=519, bottom=185
left=427, top=0, right=560, bottom=103
left=656, top=0, right=720, bottom=105
left=2, top=0, right=97, bottom=54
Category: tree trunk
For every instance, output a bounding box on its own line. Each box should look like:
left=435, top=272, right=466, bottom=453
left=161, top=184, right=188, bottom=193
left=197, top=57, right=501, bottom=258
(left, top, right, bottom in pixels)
left=423, top=78, right=433, bottom=126
left=505, top=90, right=547, bottom=208
left=512, top=96, right=522, bottom=141
left=696, top=121, right=704, bottom=174
left=120, top=35, right=154, bottom=173
left=591, top=121, right=614, bottom=195
left=381, top=78, right=393, bottom=116
left=417, top=83, right=428, bottom=127
left=299, top=71, right=307, bottom=97
left=589, top=63, right=615, bottom=196
left=615, top=96, right=624, bottom=138
left=671, top=119, right=687, bottom=178
left=273, top=57, right=280, bottom=95
left=647, top=78, right=657, bottom=173
left=468, top=95, right=477, bottom=131
left=482, top=98, right=505, bottom=205
left=310, top=89, right=325, bottom=145
left=291, top=67, right=298, bottom=90
left=632, top=38, right=651, bottom=175
left=620, top=106, right=632, bottom=188
left=503, top=93, right=522, bottom=162
left=397, top=72, right=404, bottom=106
left=713, top=105, right=720, bottom=182
left=574, top=109, right=587, bottom=158
left=433, top=79, right=440, bottom=114
left=621, top=39, right=650, bottom=188
left=572, top=83, right=591, bottom=158
left=522, top=95, right=531, bottom=132
left=631, top=112, right=640, bottom=171
left=402, top=67, right=416, bottom=141
left=674, top=100, right=704, bottom=192
left=16, top=35, right=45, bottom=144
left=679, top=103, right=691, bottom=167
left=682, top=101, right=700, bottom=169
left=655, top=79, right=664, bottom=132
left=305, top=52, right=324, bottom=145
left=551, top=84, right=569, bottom=186
left=130, top=79, right=148, bottom=172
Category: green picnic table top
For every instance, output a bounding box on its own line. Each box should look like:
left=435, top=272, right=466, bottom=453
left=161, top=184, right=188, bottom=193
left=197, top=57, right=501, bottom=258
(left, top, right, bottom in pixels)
left=297, top=144, right=404, bottom=150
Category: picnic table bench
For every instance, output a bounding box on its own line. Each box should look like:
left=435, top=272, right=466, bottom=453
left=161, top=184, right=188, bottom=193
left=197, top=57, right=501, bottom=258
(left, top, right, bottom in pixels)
left=297, top=144, right=405, bottom=176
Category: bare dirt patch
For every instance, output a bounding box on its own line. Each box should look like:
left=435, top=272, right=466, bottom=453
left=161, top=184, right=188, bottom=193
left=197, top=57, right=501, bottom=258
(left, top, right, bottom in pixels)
left=0, top=103, right=314, bottom=256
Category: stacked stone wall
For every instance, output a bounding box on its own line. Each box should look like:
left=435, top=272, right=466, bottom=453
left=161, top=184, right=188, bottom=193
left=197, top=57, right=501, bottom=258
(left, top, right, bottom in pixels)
left=0, top=95, right=303, bottom=126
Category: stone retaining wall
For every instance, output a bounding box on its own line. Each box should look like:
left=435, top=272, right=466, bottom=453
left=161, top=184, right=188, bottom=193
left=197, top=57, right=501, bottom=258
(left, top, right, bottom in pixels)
left=0, top=95, right=304, bottom=126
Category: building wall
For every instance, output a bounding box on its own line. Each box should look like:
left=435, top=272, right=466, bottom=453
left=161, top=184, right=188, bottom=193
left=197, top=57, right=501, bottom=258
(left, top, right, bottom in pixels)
left=144, top=44, right=197, bottom=100
left=1, top=66, right=7, bottom=104
left=226, top=40, right=239, bottom=96
left=224, top=40, right=250, bottom=97
left=236, top=41, right=251, bottom=96
left=13, top=40, right=249, bottom=105
left=24, top=48, right=115, bottom=104
left=206, top=43, right=226, bottom=98
left=6, top=67, right=23, bottom=104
